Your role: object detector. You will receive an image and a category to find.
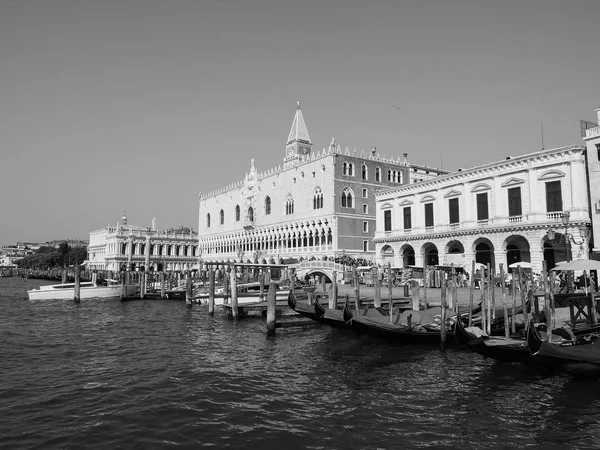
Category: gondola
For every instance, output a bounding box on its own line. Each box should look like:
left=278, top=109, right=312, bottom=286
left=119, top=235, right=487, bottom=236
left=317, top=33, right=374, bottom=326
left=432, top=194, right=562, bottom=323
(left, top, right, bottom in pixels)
left=287, top=289, right=321, bottom=321
left=454, top=313, right=532, bottom=363
left=342, top=302, right=456, bottom=345
left=313, top=296, right=388, bottom=329
left=527, top=320, right=600, bottom=377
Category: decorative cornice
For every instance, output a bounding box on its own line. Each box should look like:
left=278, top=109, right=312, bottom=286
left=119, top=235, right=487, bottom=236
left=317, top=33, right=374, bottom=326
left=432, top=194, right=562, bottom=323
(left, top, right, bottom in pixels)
left=538, top=169, right=566, bottom=180
left=373, top=221, right=591, bottom=244
left=443, top=189, right=462, bottom=198
left=471, top=183, right=491, bottom=193
left=501, top=177, right=525, bottom=188
left=375, top=144, right=585, bottom=199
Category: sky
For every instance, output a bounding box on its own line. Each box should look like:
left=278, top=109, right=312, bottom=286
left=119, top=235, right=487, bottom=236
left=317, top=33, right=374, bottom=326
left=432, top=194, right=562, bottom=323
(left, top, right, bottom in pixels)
left=1, top=0, right=599, bottom=245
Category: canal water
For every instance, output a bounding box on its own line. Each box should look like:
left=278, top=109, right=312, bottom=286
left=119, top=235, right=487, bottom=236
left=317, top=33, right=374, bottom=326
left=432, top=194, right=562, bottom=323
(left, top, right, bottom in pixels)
left=2, top=277, right=600, bottom=449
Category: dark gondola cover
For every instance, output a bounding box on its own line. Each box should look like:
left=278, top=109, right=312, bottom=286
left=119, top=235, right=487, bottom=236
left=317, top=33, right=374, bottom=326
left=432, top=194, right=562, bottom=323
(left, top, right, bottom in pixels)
left=287, top=290, right=320, bottom=321
left=454, top=314, right=532, bottom=363
left=343, top=302, right=455, bottom=345
left=313, top=296, right=348, bottom=328
left=527, top=321, right=600, bottom=378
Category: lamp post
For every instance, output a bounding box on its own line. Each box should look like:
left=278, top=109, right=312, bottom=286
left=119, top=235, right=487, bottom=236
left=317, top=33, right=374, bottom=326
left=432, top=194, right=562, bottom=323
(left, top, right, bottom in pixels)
left=546, top=212, right=590, bottom=260
left=547, top=212, right=590, bottom=293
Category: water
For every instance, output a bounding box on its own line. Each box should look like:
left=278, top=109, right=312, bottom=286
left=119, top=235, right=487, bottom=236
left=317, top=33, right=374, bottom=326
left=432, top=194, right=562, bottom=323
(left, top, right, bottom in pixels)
left=2, top=277, right=600, bottom=449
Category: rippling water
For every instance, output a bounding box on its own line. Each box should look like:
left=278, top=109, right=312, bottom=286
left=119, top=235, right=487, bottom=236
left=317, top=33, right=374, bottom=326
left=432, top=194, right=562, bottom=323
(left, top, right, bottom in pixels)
left=2, top=277, right=600, bottom=449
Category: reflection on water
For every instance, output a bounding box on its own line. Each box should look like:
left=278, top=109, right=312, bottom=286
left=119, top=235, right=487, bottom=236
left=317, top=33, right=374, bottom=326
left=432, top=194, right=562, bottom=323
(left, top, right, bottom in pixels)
left=1, top=277, right=600, bottom=449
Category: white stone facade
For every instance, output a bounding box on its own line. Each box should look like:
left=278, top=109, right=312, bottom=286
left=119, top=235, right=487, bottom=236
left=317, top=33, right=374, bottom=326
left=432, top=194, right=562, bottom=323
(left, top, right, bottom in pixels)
left=583, top=107, right=600, bottom=257
left=374, top=145, right=591, bottom=274
left=88, top=215, right=198, bottom=272
left=197, top=104, right=449, bottom=264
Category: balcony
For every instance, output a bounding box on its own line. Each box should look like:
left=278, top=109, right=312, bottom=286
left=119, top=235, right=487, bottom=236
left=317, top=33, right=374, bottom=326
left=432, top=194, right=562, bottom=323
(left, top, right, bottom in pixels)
left=508, top=216, right=522, bottom=223
left=586, top=126, right=600, bottom=139
left=243, top=217, right=255, bottom=230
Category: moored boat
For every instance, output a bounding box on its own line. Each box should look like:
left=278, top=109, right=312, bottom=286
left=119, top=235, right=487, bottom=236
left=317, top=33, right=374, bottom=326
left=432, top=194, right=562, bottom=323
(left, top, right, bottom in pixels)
left=527, top=321, right=600, bottom=377
left=195, top=281, right=290, bottom=306
left=313, top=296, right=388, bottom=329
left=27, top=279, right=137, bottom=300
left=343, top=302, right=456, bottom=344
left=287, top=289, right=321, bottom=321
left=454, top=314, right=532, bottom=363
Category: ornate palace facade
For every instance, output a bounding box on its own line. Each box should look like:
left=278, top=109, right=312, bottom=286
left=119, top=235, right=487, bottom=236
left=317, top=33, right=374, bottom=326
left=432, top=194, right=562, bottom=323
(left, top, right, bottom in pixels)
left=374, top=144, right=591, bottom=274
left=88, top=214, right=198, bottom=272
left=197, top=103, right=448, bottom=264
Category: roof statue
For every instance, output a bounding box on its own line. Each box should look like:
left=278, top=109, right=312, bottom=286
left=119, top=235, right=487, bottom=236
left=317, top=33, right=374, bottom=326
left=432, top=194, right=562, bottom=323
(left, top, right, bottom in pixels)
left=286, top=101, right=312, bottom=144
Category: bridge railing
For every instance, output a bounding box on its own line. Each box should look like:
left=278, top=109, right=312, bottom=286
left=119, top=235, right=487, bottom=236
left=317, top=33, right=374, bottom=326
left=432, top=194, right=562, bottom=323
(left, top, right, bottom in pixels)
left=297, top=260, right=351, bottom=273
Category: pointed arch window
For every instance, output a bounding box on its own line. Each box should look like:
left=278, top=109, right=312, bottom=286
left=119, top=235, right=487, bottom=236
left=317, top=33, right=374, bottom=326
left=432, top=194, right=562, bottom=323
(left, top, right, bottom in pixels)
left=265, top=196, right=272, bottom=215
left=361, top=164, right=368, bottom=180
left=313, top=188, right=324, bottom=209
left=349, top=163, right=355, bottom=176
left=387, top=169, right=392, bottom=181
left=342, top=162, right=348, bottom=175
left=376, top=167, right=381, bottom=182
left=247, top=207, right=254, bottom=222
left=235, top=205, right=240, bottom=221
left=206, top=213, right=211, bottom=228
left=286, top=197, right=295, bottom=215
left=341, top=188, right=354, bottom=208
left=219, top=209, right=224, bottom=225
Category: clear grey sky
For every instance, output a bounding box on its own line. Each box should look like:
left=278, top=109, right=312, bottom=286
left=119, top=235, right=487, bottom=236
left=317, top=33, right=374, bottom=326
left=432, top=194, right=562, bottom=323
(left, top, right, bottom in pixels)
left=1, top=0, right=599, bottom=245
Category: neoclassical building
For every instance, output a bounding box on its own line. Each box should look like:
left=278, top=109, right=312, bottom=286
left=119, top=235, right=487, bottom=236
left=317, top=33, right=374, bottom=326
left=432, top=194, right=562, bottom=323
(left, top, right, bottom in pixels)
left=87, top=214, right=198, bottom=272
left=197, top=103, right=448, bottom=264
left=583, top=107, right=600, bottom=259
left=373, top=144, right=591, bottom=274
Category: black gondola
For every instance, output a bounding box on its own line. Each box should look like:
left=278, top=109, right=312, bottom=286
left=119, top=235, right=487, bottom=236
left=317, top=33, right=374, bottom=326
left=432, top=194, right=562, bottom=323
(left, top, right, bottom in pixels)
left=342, top=302, right=456, bottom=345
left=287, top=289, right=321, bottom=321
left=527, top=320, right=600, bottom=378
left=454, top=313, right=532, bottom=363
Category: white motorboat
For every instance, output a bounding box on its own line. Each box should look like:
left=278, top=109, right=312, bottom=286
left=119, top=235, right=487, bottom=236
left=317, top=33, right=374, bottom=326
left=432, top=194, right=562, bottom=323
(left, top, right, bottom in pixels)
left=194, top=281, right=291, bottom=305
left=27, top=279, right=137, bottom=300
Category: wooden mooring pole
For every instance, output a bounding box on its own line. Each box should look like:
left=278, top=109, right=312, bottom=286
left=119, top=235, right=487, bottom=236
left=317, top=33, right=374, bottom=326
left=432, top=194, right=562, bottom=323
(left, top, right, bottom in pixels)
left=230, top=268, right=238, bottom=320
left=266, top=281, right=277, bottom=336
left=388, top=266, right=394, bottom=323
left=440, top=276, right=447, bottom=350
left=329, top=271, right=337, bottom=310
left=208, top=269, right=215, bottom=315
left=185, top=271, right=192, bottom=308
left=160, top=271, right=166, bottom=299
left=353, top=267, right=360, bottom=311
left=74, top=264, right=81, bottom=303
left=500, top=263, right=509, bottom=338
left=468, top=260, right=475, bottom=327
left=374, top=268, right=381, bottom=308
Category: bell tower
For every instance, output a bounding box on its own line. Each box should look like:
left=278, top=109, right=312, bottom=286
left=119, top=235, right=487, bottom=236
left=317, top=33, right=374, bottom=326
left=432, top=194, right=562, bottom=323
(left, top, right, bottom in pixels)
left=283, top=101, right=312, bottom=169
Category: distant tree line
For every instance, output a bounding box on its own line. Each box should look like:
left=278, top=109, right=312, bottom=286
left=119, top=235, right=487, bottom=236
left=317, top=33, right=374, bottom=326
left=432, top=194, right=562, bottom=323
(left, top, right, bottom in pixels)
left=15, top=243, right=88, bottom=269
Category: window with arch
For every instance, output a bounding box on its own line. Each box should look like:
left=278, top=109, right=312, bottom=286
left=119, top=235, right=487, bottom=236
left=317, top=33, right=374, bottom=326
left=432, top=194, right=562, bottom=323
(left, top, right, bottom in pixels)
left=398, top=171, right=403, bottom=183
left=387, top=169, right=392, bottom=181
left=247, top=207, right=254, bottom=222
left=235, top=205, right=240, bottom=221
left=206, top=213, right=211, bottom=227
left=342, top=162, right=348, bottom=175
left=265, top=196, right=271, bottom=215
left=348, top=163, right=355, bottom=176
left=286, top=197, right=295, bottom=215
left=361, top=164, right=368, bottom=180
left=313, top=188, right=324, bottom=209
left=341, top=188, right=354, bottom=208
left=219, top=209, right=224, bottom=225
left=376, top=167, right=381, bottom=182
